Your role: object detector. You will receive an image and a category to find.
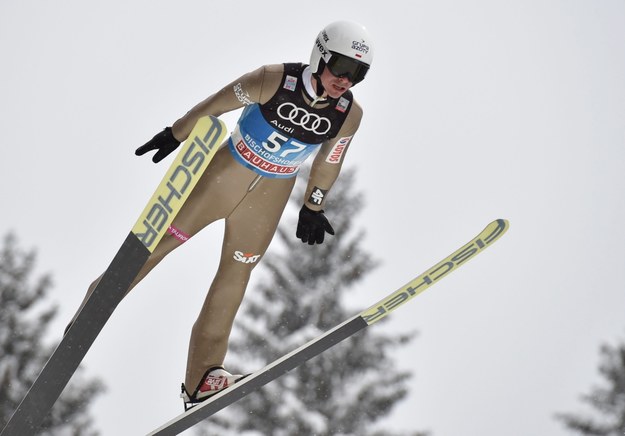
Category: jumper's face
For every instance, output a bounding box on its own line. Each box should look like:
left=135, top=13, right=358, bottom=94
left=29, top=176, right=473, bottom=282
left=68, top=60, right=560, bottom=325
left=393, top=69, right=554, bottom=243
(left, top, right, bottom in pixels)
left=318, top=67, right=353, bottom=99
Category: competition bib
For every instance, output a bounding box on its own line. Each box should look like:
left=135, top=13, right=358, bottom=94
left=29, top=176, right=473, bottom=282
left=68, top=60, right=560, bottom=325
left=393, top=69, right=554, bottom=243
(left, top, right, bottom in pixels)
left=228, top=104, right=321, bottom=178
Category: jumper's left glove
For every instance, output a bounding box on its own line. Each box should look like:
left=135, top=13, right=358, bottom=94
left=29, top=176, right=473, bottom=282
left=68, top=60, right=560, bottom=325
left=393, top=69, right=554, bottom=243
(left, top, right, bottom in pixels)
left=296, top=205, right=335, bottom=245
left=135, top=127, right=181, bottom=163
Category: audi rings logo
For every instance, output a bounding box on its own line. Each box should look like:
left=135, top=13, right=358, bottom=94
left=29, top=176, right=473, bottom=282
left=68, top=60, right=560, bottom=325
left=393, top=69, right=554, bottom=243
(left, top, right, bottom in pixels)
left=277, top=103, right=331, bottom=135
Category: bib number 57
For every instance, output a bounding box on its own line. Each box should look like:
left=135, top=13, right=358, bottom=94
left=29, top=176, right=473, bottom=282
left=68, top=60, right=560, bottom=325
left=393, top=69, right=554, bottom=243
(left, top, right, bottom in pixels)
left=262, top=131, right=306, bottom=158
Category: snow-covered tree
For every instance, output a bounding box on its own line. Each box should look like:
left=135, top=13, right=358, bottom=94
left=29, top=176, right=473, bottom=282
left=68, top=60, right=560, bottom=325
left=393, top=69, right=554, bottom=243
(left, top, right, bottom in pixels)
left=198, top=168, right=427, bottom=436
left=0, top=233, right=105, bottom=435
left=556, top=333, right=625, bottom=435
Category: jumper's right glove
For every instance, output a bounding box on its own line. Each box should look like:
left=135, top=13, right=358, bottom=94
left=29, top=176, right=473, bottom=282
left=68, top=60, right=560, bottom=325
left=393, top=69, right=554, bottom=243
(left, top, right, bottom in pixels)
left=135, top=127, right=181, bottom=163
left=296, top=205, right=335, bottom=245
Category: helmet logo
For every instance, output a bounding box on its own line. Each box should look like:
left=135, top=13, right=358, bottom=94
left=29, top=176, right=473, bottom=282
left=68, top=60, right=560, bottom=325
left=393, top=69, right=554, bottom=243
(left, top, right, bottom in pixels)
left=315, top=37, right=329, bottom=58
left=352, top=40, right=370, bottom=54
left=277, top=103, right=331, bottom=136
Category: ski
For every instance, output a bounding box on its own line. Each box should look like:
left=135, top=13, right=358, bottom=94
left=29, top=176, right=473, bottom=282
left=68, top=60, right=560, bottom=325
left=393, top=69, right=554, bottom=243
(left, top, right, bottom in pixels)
left=146, top=218, right=509, bottom=436
left=1, top=116, right=227, bottom=436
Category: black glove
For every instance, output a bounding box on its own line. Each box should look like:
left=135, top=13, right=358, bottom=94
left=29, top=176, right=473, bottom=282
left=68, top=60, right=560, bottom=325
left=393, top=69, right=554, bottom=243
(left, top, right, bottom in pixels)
left=296, top=205, right=335, bottom=245
left=135, top=127, right=181, bottom=163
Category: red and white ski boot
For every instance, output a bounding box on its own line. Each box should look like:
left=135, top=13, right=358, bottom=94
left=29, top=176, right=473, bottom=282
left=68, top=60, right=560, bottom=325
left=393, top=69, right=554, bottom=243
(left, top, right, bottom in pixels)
left=181, top=366, right=246, bottom=411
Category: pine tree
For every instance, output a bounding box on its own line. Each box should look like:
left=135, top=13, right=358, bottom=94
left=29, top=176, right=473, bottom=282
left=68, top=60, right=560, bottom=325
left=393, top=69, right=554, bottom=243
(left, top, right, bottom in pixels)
left=198, top=168, right=427, bottom=436
left=556, top=334, right=625, bottom=435
left=0, top=233, right=105, bottom=435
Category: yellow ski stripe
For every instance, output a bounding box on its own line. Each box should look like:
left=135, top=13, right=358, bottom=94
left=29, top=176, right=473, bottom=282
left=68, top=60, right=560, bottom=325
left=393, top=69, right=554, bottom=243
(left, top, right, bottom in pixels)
left=360, top=219, right=509, bottom=325
left=131, top=116, right=226, bottom=252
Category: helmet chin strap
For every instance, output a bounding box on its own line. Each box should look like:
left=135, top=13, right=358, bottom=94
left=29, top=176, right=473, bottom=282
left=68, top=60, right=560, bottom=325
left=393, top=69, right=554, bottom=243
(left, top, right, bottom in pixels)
left=311, top=71, right=327, bottom=107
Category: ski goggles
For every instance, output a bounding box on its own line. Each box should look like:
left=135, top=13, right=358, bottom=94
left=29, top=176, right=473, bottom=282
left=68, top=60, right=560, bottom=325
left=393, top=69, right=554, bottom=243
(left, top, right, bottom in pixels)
left=326, top=52, right=370, bottom=84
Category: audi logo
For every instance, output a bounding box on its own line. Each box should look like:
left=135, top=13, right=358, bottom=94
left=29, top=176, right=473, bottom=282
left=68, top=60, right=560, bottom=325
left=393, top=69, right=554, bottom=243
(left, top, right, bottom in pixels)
left=277, top=103, right=332, bottom=135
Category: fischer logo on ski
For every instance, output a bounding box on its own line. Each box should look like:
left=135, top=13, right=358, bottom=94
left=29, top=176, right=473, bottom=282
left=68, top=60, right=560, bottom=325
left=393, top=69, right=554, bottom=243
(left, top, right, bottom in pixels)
left=361, top=219, right=508, bottom=325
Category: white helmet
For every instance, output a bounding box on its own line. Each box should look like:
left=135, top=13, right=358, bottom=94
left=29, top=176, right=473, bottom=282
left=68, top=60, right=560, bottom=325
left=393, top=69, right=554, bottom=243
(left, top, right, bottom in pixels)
left=310, top=21, right=374, bottom=85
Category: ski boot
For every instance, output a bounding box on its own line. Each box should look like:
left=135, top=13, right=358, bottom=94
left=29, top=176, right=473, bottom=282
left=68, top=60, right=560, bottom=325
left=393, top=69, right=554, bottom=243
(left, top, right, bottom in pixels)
left=181, top=366, right=247, bottom=411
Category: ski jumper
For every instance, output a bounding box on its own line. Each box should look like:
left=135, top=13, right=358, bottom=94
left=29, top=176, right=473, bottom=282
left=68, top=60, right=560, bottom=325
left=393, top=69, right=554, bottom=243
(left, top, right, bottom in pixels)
left=82, top=63, right=363, bottom=390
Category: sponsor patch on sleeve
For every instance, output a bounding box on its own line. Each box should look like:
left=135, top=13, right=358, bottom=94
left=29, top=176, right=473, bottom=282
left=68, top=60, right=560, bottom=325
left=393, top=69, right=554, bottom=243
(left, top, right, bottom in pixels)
left=308, top=186, right=328, bottom=206
left=325, top=136, right=352, bottom=164
left=233, top=83, right=253, bottom=105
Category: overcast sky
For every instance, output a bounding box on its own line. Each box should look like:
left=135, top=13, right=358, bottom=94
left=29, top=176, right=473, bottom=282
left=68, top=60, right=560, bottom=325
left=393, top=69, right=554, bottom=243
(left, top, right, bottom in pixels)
left=2, top=1, right=625, bottom=435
